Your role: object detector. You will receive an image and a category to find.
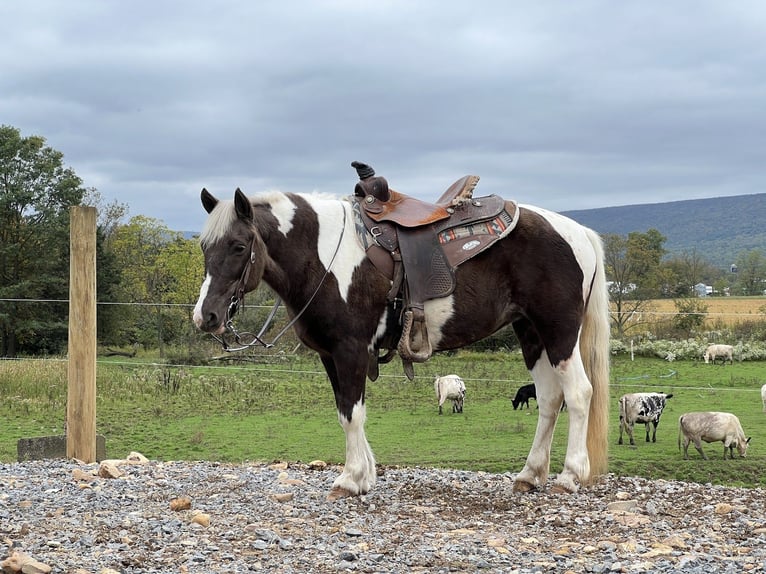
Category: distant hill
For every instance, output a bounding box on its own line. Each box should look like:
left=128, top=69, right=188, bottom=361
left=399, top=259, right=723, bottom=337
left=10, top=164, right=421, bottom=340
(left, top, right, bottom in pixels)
left=562, top=193, right=766, bottom=269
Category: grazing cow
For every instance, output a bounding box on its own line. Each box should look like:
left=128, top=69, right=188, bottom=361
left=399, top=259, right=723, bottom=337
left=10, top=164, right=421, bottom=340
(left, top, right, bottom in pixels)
left=512, top=384, right=536, bottom=410
left=434, top=374, right=466, bottom=415
left=761, top=384, right=766, bottom=413
left=678, top=412, right=751, bottom=459
left=703, top=344, right=734, bottom=365
left=618, top=392, right=674, bottom=445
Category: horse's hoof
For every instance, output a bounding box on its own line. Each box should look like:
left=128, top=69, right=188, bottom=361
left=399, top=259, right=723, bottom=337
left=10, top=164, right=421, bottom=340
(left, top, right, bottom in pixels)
left=550, top=483, right=576, bottom=495
left=327, top=487, right=355, bottom=501
left=512, top=480, right=537, bottom=493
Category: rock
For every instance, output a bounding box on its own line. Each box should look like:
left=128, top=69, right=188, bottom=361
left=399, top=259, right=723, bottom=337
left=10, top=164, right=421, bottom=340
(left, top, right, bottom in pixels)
left=190, top=512, right=210, bottom=527
left=72, top=468, right=94, bottom=481
left=606, top=499, right=638, bottom=513
left=170, top=496, right=192, bottom=511
left=0, top=551, right=52, bottom=574
left=125, top=451, right=149, bottom=464
left=271, top=492, right=294, bottom=503
left=97, top=461, right=123, bottom=479
left=308, top=460, right=327, bottom=470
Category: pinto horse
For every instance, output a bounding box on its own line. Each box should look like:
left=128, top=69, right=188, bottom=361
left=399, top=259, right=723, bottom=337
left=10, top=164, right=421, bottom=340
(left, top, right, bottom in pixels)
left=193, top=181, right=610, bottom=498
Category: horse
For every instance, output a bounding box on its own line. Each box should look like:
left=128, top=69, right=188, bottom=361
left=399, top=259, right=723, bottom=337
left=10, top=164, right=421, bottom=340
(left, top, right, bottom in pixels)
left=192, top=172, right=610, bottom=499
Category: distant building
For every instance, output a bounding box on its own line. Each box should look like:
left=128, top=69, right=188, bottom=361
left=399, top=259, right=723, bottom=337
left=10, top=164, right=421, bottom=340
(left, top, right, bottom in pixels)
left=730, top=263, right=738, bottom=273
left=694, top=283, right=713, bottom=297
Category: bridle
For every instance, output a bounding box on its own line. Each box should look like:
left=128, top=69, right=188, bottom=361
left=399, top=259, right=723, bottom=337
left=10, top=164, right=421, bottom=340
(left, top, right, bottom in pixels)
left=210, top=204, right=347, bottom=352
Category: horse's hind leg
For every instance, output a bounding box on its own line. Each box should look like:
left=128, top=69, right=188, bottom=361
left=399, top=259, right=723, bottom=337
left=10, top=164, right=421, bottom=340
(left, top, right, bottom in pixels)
left=513, top=354, right=565, bottom=492
left=515, top=348, right=594, bottom=494
left=554, top=354, right=594, bottom=493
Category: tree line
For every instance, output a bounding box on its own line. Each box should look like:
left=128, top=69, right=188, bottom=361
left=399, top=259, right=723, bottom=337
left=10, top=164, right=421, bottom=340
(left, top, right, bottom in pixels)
left=2, top=125, right=766, bottom=357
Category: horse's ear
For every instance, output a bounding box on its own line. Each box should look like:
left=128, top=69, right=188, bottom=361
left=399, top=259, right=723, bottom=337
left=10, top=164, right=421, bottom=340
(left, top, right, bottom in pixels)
left=234, top=188, right=253, bottom=222
left=201, top=188, right=218, bottom=214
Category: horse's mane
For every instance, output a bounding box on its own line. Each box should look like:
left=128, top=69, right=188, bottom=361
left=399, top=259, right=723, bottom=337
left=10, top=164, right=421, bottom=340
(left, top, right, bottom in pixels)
left=199, top=199, right=236, bottom=248
left=200, top=190, right=345, bottom=248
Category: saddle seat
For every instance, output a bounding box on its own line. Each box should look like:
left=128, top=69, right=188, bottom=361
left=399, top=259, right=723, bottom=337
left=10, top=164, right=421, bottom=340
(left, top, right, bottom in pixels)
left=360, top=175, right=481, bottom=228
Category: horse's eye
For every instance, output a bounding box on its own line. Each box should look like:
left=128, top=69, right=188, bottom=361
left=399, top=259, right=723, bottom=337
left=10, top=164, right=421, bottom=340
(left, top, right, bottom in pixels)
left=233, top=244, right=247, bottom=254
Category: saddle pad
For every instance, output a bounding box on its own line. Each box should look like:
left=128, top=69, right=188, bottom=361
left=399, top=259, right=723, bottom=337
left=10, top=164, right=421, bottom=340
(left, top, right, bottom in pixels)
left=437, top=202, right=519, bottom=269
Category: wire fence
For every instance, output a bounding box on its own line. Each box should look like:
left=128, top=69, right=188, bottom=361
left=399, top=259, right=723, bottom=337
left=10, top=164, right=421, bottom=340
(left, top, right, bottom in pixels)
left=3, top=296, right=766, bottom=388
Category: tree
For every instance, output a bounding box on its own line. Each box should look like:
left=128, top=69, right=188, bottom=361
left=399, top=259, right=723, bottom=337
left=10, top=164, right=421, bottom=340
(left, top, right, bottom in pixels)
left=734, top=250, right=766, bottom=296
left=673, top=297, right=708, bottom=337
left=626, top=229, right=666, bottom=298
left=82, top=188, right=129, bottom=345
left=663, top=249, right=721, bottom=297
left=0, top=125, right=87, bottom=355
left=109, top=216, right=201, bottom=354
left=603, top=230, right=667, bottom=339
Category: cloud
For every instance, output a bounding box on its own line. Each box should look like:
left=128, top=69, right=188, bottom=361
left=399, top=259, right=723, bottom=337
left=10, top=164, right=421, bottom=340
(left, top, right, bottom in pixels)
left=2, top=1, right=766, bottom=230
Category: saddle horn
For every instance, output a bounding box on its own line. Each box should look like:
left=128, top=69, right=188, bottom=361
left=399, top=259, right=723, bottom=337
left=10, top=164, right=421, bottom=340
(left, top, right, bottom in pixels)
left=351, top=161, right=390, bottom=201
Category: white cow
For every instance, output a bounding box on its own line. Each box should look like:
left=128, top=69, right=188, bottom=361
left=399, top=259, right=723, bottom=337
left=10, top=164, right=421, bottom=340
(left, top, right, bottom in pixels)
left=761, top=384, right=766, bottom=413
left=703, top=344, right=734, bottom=365
left=678, top=411, right=751, bottom=460
left=434, top=374, right=466, bottom=415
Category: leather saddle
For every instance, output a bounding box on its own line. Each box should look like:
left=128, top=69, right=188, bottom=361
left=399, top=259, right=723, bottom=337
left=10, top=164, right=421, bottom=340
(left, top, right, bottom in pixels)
left=350, top=162, right=518, bottom=380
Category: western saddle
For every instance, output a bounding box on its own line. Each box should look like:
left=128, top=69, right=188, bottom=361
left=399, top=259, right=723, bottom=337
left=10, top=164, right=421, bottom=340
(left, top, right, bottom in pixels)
left=351, top=161, right=517, bottom=380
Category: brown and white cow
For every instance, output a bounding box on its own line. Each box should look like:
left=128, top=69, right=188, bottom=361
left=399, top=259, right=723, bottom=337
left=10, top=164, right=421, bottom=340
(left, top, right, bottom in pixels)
left=434, top=374, right=466, bottom=415
left=678, top=411, right=751, bottom=460
left=618, top=392, right=673, bottom=446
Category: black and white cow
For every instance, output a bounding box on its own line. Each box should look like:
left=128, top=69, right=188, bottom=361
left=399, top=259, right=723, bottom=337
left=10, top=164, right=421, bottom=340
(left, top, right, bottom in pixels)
left=618, top=392, right=674, bottom=446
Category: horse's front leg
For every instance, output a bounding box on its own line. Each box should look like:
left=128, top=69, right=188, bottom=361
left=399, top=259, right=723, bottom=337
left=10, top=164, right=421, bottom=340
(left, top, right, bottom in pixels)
left=320, top=355, right=377, bottom=500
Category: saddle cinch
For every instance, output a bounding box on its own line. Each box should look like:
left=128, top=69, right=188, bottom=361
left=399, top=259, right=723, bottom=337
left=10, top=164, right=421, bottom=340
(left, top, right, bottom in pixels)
left=350, top=161, right=519, bottom=380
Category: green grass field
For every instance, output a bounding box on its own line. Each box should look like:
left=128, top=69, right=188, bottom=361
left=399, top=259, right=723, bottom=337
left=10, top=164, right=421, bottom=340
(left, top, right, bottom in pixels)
left=1, top=351, right=764, bottom=488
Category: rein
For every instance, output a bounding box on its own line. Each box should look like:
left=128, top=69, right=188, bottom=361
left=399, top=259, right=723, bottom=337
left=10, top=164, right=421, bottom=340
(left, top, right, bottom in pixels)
left=211, top=204, right=347, bottom=352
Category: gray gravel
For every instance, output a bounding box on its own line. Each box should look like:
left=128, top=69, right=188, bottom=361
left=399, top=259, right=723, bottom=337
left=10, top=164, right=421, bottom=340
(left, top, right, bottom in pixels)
left=1, top=458, right=765, bottom=573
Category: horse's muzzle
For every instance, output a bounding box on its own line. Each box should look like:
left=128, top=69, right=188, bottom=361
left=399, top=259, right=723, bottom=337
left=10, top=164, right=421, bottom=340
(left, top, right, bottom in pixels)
left=192, top=307, right=226, bottom=335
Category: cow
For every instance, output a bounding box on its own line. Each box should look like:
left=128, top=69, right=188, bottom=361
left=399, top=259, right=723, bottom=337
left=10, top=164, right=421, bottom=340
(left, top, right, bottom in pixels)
left=761, top=384, right=766, bottom=413
left=434, top=374, right=466, bottom=415
left=511, top=384, right=567, bottom=411
left=512, top=384, right=536, bottom=410
left=678, top=411, right=751, bottom=460
left=618, top=392, right=674, bottom=446
left=703, top=344, right=734, bottom=365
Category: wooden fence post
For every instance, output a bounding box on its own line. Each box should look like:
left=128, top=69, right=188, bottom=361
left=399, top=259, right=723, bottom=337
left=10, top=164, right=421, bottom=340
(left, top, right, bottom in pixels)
left=67, top=206, right=97, bottom=462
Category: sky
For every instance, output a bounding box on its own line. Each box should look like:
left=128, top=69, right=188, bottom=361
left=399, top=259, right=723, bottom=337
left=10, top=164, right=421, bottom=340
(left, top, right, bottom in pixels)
left=2, top=1, right=766, bottom=232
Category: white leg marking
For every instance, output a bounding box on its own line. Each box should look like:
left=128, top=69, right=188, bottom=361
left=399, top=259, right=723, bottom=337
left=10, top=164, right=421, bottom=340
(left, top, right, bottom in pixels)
left=515, top=344, right=592, bottom=492
left=333, top=401, right=376, bottom=495
left=515, top=350, right=562, bottom=488
left=192, top=274, right=212, bottom=327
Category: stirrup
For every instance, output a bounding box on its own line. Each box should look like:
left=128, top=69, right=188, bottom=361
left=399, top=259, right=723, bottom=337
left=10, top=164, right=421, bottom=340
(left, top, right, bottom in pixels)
left=398, top=309, right=432, bottom=364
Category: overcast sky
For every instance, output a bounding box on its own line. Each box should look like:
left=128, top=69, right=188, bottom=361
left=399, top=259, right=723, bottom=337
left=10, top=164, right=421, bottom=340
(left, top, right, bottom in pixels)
left=3, top=1, right=765, bottom=231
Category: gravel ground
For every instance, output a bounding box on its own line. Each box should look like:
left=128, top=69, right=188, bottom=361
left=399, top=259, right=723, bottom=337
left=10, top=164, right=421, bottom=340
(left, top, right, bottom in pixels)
left=1, top=457, right=765, bottom=573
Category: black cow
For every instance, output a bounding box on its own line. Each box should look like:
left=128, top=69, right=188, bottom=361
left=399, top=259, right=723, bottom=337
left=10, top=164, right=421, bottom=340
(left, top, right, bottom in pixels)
left=512, top=384, right=536, bottom=410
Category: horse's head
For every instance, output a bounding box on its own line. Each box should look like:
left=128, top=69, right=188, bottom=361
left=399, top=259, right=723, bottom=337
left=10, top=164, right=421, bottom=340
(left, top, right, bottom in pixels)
left=193, top=188, right=266, bottom=335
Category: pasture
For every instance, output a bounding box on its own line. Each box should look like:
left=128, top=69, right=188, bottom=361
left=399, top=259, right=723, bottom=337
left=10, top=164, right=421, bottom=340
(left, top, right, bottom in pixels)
left=642, top=296, right=766, bottom=327
left=1, top=351, right=764, bottom=488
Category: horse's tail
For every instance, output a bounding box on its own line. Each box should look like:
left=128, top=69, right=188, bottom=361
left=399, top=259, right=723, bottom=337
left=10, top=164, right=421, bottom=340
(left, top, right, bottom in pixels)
left=580, top=228, right=611, bottom=483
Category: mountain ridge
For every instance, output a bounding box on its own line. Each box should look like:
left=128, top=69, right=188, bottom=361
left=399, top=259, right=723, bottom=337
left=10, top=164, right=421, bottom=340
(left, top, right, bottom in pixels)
left=561, top=192, right=766, bottom=268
